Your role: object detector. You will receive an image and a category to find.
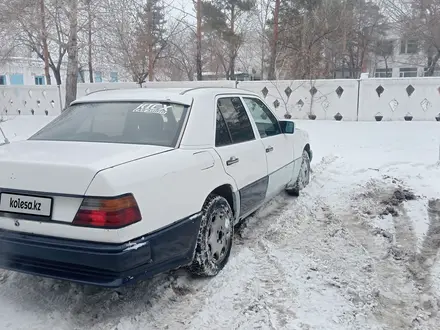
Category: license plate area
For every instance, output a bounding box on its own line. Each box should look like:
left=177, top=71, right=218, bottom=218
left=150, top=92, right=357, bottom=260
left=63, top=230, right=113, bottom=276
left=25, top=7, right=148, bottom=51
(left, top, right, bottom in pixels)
left=0, top=193, right=53, bottom=217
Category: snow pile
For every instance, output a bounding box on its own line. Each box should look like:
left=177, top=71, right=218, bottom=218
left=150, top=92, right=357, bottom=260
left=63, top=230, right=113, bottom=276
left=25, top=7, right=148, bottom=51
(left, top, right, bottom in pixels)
left=0, top=118, right=440, bottom=329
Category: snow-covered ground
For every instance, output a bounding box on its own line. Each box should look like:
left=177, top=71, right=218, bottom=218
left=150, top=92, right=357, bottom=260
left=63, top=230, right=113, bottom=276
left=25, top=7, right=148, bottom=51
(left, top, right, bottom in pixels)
left=1, top=117, right=440, bottom=330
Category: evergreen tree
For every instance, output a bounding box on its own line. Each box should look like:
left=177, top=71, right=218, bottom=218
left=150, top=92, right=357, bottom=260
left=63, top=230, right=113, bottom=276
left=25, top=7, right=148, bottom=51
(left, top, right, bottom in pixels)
left=132, top=0, right=166, bottom=83
left=202, top=0, right=255, bottom=79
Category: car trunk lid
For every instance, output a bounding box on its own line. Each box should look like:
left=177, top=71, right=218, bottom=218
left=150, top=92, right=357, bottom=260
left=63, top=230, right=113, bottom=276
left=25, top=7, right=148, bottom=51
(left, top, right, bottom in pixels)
left=0, top=140, right=172, bottom=195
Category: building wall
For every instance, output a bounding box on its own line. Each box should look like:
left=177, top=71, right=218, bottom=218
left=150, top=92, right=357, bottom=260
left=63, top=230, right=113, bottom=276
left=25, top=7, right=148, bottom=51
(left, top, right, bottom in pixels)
left=0, top=57, right=128, bottom=86
left=1, top=78, right=440, bottom=121
left=369, top=26, right=428, bottom=78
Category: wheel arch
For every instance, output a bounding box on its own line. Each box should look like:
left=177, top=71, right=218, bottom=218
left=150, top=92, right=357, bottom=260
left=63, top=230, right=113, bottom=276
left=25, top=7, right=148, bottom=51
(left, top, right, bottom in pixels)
left=208, top=184, right=240, bottom=222
left=304, top=143, right=312, bottom=160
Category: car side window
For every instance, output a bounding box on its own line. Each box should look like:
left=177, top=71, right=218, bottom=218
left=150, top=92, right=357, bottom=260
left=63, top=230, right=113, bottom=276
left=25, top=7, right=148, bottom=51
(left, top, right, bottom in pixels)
left=215, top=108, right=233, bottom=147
left=216, top=97, right=255, bottom=145
left=242, top=97, right=281, bottom=138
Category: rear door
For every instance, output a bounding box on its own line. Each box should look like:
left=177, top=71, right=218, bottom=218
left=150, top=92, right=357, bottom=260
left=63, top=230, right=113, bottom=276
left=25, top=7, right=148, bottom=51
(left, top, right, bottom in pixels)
left=242, top=97, right=294, bottom=199
left=214, top=96, right=268, bottom=216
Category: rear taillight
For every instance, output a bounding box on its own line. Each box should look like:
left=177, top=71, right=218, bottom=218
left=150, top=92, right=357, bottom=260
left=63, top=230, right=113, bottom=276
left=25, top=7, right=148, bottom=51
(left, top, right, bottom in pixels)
left=73, top=194, right=142, bottom=228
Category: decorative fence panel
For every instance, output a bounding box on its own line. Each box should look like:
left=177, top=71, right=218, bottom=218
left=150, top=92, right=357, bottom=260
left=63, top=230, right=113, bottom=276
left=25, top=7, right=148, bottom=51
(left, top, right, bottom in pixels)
left=1, top=78, right=440, bottom=121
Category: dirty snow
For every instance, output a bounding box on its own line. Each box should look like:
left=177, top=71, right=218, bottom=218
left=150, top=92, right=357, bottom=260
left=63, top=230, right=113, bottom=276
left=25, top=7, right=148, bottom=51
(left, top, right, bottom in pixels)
left=1, top=117, right=440, bottom=329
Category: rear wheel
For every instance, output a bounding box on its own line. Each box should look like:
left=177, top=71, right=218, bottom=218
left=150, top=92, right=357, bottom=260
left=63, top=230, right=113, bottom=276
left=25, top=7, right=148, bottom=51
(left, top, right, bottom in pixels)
left=286, top=150, right=311, bottom=196
left=189, top=194, right=234, bottom=276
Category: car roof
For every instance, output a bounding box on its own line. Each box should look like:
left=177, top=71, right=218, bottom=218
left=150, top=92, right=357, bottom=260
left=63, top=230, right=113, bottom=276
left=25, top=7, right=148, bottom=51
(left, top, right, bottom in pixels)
left=71, top=87, right=260, bottom=106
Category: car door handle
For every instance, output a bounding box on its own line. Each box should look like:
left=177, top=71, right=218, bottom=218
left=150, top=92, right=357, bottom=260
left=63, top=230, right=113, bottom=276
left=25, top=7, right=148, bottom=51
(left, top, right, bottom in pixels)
left=226, top=156, right=239, bottom=166
left=266, top=146, right=274, bottom=153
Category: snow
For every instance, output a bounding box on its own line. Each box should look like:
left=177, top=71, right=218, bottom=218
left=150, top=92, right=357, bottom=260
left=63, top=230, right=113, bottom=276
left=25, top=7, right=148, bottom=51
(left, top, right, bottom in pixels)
left=1, top=117, right=440, bottom=329
left=124, top=241, right=148, bottom=252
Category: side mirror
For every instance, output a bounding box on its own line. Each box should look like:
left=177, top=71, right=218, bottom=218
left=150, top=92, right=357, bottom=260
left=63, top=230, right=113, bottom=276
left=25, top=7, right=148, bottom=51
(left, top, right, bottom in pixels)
left=279, top=120, right=295, bottom=134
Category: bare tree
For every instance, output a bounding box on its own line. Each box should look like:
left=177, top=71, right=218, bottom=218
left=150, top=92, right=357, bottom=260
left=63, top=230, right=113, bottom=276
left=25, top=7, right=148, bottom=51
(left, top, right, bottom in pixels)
left=4, top=0, right=70, bottom=85
left=396, top=0, right=440, bottom=75
left=342, top=1, right=389, bottom=78
left=250, top=0, right=272, bottom=79
left=195, top=0, right=203, bottom=80
left=40, top=0, right=52, bottom=85
left=85, top=0, right=94, bottom=82
left=373, top=38, right=395, bottom=76
left=268, top=0, right=280, bottom=80
left=100, top=0, right=185, bottom=85
left=65, top=0, right=79, bottom=107
left=164, top=29, right=197, bottom=80
left=0, top=8, right=20, bottom=65
left=272, top=0, right=347, bottom=79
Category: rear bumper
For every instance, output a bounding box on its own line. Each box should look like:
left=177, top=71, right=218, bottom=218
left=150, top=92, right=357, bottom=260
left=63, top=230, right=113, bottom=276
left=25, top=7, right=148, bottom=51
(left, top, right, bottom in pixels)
left=0, top=213, right=202, bottom=287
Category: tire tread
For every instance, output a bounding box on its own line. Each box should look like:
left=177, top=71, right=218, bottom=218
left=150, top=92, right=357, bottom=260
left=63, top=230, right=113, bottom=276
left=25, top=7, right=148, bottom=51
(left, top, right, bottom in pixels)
left=189, top=194, right=233, bottom=277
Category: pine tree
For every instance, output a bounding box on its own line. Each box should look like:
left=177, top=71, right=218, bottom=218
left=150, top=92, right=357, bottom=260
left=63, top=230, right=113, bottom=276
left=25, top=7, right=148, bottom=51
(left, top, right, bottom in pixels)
left=132, top=0, right=166, bottom=83
left=202, top=0, right=255, bottom=80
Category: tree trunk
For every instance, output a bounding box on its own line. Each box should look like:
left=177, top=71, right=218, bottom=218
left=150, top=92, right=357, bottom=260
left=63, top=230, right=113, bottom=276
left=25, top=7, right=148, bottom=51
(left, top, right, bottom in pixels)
left=302, top=12, right=307, bottom=51
left=425, top=50, right=440, bottom=76
left=260, top=43, right=265, bottom=80
left=229, top=6, right=236, bottom=80
left=188, top=71, right=194, bottom=81
left=147, top=1, right=154, bottom=82
left=87, top=0, right=93, bottom=83
left=268, top=0, right=280, bottom=80
left=385, top=58, right=389, bottom=77
left=196, top=0, right=203, bottom=80
left=65, top=0, right=79, bottom=108
left=40, top=0, right=51, bottom=85
left=51, top=65, right=62, bottom=85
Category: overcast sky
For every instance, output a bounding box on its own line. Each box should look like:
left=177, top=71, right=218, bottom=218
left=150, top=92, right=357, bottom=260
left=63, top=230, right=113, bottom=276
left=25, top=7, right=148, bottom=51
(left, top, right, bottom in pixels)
left=168, top=0, right=196, bottom=22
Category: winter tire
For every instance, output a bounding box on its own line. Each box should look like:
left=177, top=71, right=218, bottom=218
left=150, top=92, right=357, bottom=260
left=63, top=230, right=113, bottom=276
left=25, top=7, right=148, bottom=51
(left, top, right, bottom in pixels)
left=189, top=194, right=234, bottom=277
left=286, top=150, right=311, bottom=196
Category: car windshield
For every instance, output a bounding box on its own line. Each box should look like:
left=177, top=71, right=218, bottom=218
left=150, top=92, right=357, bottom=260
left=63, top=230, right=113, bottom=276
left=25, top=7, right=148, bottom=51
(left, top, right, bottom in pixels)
left=29, top=101, right=189, bottom=147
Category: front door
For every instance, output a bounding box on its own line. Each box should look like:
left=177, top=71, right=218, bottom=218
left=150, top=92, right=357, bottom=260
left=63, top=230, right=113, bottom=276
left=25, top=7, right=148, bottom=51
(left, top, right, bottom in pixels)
left=242, top=97, right=294, bottom=199
left=214, top=96, right=268, bottom=216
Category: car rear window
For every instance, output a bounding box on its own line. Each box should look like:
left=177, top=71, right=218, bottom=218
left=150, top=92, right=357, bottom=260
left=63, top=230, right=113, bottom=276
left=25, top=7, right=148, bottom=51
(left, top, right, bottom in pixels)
left=29, top=102, right=189, bottom=147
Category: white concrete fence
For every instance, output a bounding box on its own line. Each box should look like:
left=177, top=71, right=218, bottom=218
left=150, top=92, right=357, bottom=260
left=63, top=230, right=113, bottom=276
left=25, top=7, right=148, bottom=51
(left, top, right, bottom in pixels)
left=1, top=78, right=440, bottom=121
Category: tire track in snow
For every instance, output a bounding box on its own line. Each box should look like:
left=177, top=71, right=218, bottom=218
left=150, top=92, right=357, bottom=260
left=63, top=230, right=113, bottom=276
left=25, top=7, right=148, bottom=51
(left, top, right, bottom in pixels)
left=339, top=177, right=440, bottom=329
left=405, top=199, right=440, bottom=327
left=172, top=155, right=378, bottom=330
left=106, top=155, right=343, bottom=330
left=347, top=182, right=422, bottom=329
left=0, top=155, right=343, bottom=330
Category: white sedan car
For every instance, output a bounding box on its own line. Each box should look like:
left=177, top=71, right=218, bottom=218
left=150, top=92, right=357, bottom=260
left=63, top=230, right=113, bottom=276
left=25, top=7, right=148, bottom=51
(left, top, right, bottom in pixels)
left=0, top=87, right=312, bottom=287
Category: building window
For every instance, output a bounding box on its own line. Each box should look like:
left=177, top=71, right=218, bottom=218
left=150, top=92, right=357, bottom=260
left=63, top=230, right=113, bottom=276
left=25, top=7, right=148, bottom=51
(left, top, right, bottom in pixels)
left=35, top=76, right=45, bottom=85
left=399, top=67, right=418, bottom=77
left=10, top=73, right=24, bottom=85
left=374, top=68, right=392, bottom=78
left=376, top=40, right=394, bottom=57
left=0, top=75, right=6, bottom=85
left=94, top=71, right=102, bottom=82
left=110, top=72, right=118, bottom=82
left=423, top=67, right=440, bottom=77
left=400, top=39, right=418, bottom=54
